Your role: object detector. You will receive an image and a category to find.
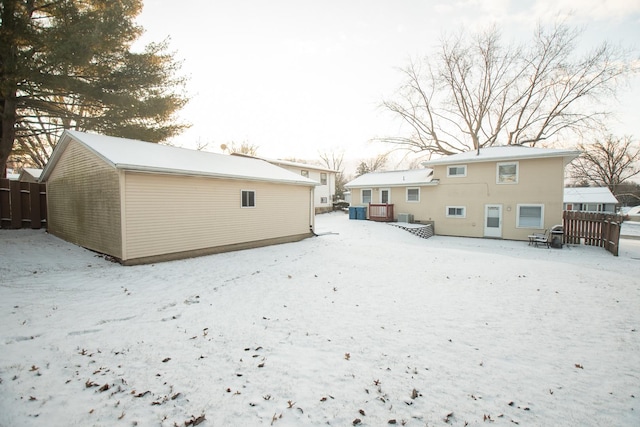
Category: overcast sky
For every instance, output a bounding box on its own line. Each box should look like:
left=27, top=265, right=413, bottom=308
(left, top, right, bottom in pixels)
left=135, top=0, right=640, bottom=167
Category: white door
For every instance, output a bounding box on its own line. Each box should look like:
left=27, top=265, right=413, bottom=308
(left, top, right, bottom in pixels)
left=380, top=188, right=390, bottom=204
left=484, top=204, right=502, bottom=238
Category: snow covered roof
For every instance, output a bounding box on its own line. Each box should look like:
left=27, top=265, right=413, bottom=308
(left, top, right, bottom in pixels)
left=41, top=131, right=317, bottom=186
left=262, top=157, right=338, bottom=173
left=20, top=168, right=43, bottom=179
left=421, top=145, right=581, bottom=166
left=345, top=169, right=436, bottom=188
left=564, top=187, right=619, bottom=204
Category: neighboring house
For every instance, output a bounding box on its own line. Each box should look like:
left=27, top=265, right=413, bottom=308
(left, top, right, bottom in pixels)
left=346, top=145, right=580, bottom=241
left=6, top=169, right=19, bottom=180
left=262, top=158, right=338, bottom=213
left=563, top=187, right=619, bottom=213
left=40, top=130, right=317, bottom=265
left=19, top=168, right=43, bottom=182
left=344, top=169, right=437, bottom=220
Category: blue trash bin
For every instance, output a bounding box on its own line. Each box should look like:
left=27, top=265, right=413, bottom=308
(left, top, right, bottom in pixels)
left=348, top=206, right=357, bottom=219
left=356, top=206, right=367, bottom=220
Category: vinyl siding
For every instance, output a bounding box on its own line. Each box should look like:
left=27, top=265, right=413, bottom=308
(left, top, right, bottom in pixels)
left=426, top=157, right=565, bottom=240
left=46, top=140, right=122, bottom=257
left=122, top=172, right=312, bottom=260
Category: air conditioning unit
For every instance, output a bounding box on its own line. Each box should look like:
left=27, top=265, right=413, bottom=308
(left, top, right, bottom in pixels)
left=398, top=213, right=413, bottom=223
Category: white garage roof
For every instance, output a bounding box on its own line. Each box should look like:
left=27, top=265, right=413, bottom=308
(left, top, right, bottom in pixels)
left=41, top=131, right=317, bottom=186
left=564, top=187, right=619, bottom=204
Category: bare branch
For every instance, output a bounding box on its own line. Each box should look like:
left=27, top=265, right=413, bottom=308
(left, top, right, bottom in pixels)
left=379, top=23, right=638, bottom=156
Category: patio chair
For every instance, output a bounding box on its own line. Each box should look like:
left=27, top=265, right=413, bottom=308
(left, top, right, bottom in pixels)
left=529, top=230, right=550, bottom=248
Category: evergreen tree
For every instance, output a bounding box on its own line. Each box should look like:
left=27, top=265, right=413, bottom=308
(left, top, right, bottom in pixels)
left=0, top=0, right=189, bottom=175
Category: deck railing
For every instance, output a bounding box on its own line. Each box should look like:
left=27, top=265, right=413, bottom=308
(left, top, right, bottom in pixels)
left=368, top=203, right=394, bottom=222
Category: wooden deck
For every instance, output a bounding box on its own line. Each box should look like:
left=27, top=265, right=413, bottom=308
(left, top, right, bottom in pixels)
left=368, top=203, right=394, bottom=222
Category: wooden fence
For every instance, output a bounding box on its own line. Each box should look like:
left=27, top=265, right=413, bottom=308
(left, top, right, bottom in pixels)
left=563, top=210, right=622, bottom=256
left=0, top=178, right=47, bottom=229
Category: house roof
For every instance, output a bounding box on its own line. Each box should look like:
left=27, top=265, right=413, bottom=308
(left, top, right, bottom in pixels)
left=564, top=187, right=619, bottom=204
left=345, top=169, right=436, bottom=188
left=421, top=145, right=581, bottom=166
left=20, top=168, right=43, bottom=179
left=41, top=131, right=317, bottom=186
left=262, top=158, right=338, bottom=173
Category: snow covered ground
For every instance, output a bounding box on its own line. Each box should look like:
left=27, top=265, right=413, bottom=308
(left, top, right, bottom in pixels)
left=1, top=212, right=639, bottom=426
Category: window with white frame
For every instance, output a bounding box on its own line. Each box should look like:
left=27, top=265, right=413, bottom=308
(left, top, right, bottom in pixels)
left=517, top=204, right=544, bottom=228
left=447, top=165, right=467, bottom=177
left=407, top=188, right=420, bottom=202
left=446, top=206, right=466, bottom=218
left=361, top=189, right=372, bottom=204
left=320, top=173, right=327, bottom=185
left=320, top=197, right=328, bottom=204
left=301, top=170, right=309, bottom=178
left=241, top=190, right=255, bottom=208
left=497, top=162, right=518, bottom=184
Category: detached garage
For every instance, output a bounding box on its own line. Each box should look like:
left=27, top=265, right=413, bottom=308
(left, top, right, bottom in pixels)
left=41, top=130, right=317, bottom=265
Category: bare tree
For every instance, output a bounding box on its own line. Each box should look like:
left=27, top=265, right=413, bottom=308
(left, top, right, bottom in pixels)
left=319, top=150, right=346, bottom=199
left=355, top=154, right=388, bottom=177
left=380, top=23, right=637, bottom=156
left=220, top=141, right=259, bottom=156
left=570, top=135, right=640, bottom=195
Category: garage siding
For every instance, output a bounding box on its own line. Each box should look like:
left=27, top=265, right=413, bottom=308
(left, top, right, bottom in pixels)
left=46, top=140, right=123, bottom=257
left=123, top=172, right=312, bottom=260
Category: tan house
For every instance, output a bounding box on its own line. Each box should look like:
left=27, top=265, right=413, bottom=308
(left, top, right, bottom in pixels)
left=345, top=169, right=437, bottom=221
left=346, top=146, right=580, bottom=241
left=40, top=130, right=317, bottom=265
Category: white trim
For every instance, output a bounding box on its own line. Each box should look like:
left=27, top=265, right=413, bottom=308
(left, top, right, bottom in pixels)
left=484, top=204, right=503, bottom=237
left=241, top=189, right=256, bottom=208
left=361, top=188, right=372, bottom=204
left=497, top=161, right=519, bottom=184
left=380, top=188, right=391, bottom=204
left=406, top=187, right=420, bottom=202
left=516, top=204, right=544, bottom=228
left=446, top=206, right=466, bottom=218
left=447, top=164, right=467, bottom=177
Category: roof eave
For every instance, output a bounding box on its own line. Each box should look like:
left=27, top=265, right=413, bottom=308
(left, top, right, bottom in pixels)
left=115, top=164, right=318, bottom=186
left=422, top=150, right=582, bottom=167
left=346, top=180, right=439, bottom=188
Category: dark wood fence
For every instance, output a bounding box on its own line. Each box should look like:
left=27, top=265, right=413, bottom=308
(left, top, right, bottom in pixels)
left=563, top=210, right=622, bottom=256
left=0, top=178, right=47, bottom=229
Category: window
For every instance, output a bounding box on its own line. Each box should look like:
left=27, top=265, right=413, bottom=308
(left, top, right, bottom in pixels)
left=361, top=189, right=372, bottom=204
left=320, top=197, right=328, bottom=204
left=241, top=190, right=255, bottom=208
left=320, top=173, right=327, bottom=185
left=301, top=170, right=309, bottom=178
left=447, top=165, right=467, bottom=177
left=446, top=206, right=466, bottom=218
left=497, top=162, right=518, bottom=184
left=517, top=204, right=543, bottom=228
left=407, top=188, right=420, bottom=202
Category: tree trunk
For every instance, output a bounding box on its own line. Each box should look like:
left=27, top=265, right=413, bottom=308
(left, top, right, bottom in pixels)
left=0, top=95, right=17, bottom=178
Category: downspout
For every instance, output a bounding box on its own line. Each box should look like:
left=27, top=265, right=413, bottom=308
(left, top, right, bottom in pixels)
left=309, top=186, right=318, bottom=236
